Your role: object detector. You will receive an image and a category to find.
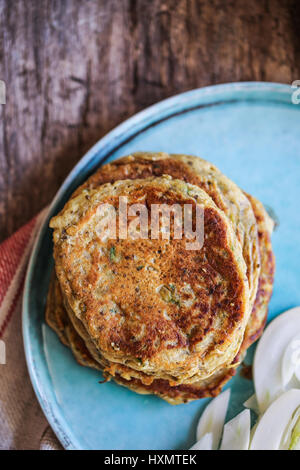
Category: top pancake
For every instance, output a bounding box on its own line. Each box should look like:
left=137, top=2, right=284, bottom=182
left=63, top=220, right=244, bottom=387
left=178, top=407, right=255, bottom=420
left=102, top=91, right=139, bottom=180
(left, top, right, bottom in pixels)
left=51, top=176, right=249, bottom=383
left=71, top=152, right=260, bottom=313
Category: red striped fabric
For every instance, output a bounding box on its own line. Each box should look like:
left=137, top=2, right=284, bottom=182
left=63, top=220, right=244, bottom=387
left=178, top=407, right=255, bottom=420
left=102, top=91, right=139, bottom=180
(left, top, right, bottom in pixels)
left=0, top=208, right=62, bottom=450
left=0, top=212, right=44, bottom=338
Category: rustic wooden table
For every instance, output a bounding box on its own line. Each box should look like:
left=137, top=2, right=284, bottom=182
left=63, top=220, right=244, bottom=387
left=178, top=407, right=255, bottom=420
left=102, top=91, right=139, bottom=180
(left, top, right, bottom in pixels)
left=0, top=0, right=299, bottom=242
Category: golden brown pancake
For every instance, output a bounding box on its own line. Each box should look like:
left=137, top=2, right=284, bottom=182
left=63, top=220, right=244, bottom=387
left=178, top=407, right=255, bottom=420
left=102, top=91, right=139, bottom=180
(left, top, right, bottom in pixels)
left=46, top=153, right=275, bottom=404
left=50, top=176, right=250, bottom=384
left=71, top=152, right=260, bottom=315
left=47, top=189, right=275, bottom=403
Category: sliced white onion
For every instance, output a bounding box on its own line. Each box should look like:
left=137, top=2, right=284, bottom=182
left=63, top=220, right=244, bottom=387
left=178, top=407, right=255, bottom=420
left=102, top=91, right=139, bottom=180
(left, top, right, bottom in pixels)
left=190, top=433, right=213, bottom=450
left=281, top=336, right=300, bottom=387
left=290, top=414, right=300, bottom=450
left=280, top=405, right=300, bottom=450
left=250, top=389, right=300, bottom=450
left=196, top=389, right=230, bottom=450
left=253, top=307, right=300, bottom=413
left=243, top=394, right=259, bottom=415
left=295, top=365, right=300, bottom=383
left=220, top=409, right=250, bottom=450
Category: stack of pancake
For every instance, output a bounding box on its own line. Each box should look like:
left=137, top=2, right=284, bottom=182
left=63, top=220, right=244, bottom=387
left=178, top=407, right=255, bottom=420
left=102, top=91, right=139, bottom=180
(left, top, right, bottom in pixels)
left=46, top=152, right=275, bottom=404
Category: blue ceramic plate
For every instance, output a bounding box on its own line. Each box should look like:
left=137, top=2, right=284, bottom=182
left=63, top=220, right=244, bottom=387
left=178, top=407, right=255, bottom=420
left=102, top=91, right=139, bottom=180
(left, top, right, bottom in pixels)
left=23, top=82, right=300, bottom=450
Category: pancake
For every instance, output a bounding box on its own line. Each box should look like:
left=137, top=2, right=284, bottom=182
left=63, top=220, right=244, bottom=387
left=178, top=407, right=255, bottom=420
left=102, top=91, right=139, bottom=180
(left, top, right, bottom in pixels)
left=71, top=152, right=260, bottom=314
left=45, top=194, right=274, bottom=403
left=50, top=176, right=250, bottom=384
left=46, top=153, right=275, bottom=404
left=242, top=194, right=275, bottom=348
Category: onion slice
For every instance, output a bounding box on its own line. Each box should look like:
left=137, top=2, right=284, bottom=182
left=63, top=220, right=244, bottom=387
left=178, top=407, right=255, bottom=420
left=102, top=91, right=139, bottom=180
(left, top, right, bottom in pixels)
left=220, top=409, right=250, bottom=450
left=253, top=307, right=300, bottom=413
left=280, top=405, right=300, bottom=450
left=250, top=389, right=300, bottom=450
left=243, top=394, right=259, bottom=415
left=190, top=433, right=213, bottom=450
left=281, top=335, right=300, bottom=388
left=196, top=389, right=230, bottom=450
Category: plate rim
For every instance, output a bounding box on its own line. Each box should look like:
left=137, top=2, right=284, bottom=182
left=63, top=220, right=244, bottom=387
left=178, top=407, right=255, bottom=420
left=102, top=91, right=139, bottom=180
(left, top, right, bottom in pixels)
left=22, top=81, right=294, bottom=449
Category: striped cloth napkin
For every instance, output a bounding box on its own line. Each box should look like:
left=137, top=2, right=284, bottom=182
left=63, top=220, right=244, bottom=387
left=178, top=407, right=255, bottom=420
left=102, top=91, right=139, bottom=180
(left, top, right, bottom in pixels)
left=0, top=210, right=62, bottom=450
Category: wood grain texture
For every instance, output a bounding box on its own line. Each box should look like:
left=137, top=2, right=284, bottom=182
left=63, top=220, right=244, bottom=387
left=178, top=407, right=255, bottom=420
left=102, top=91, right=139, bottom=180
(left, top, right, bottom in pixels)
left=0, top=0, right=299, bottom=241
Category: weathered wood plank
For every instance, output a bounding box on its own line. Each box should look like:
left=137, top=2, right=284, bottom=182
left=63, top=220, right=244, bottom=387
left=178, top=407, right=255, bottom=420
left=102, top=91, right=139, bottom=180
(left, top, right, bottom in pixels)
left=0, top=0, right=299, bottom=241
